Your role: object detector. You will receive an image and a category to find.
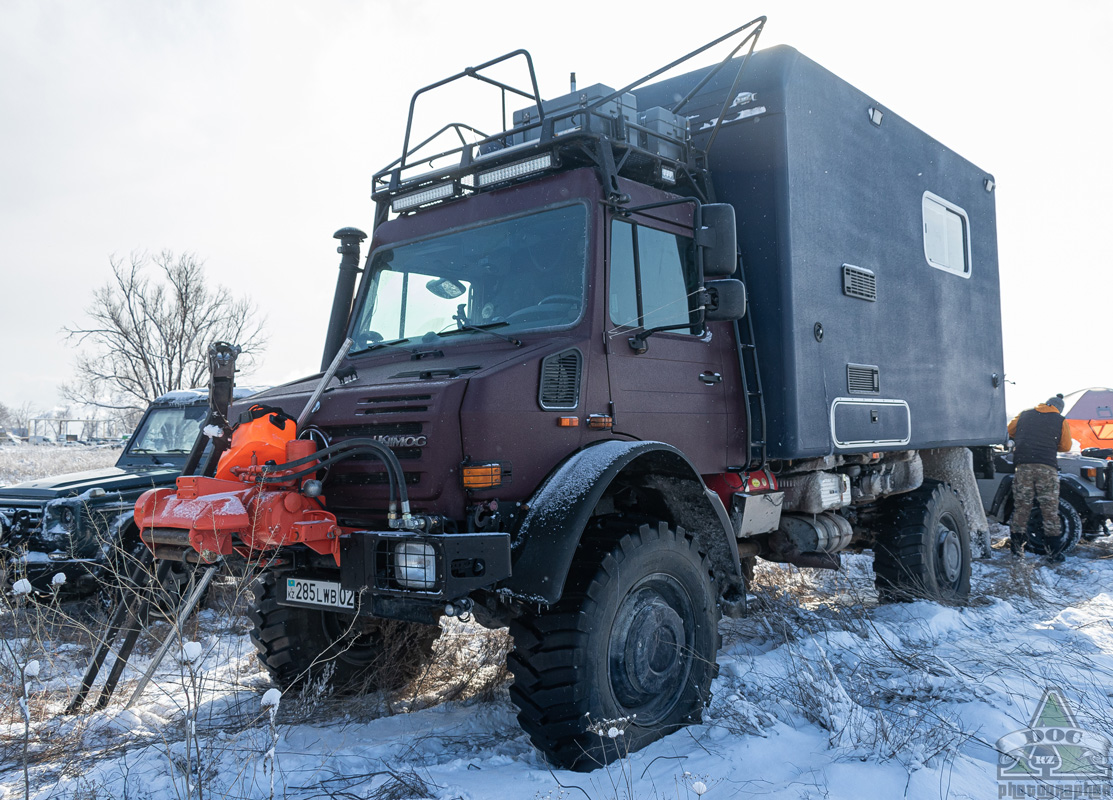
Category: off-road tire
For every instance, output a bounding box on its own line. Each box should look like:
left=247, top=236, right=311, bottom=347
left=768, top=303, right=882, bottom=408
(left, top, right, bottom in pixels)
left=507, top=521, right=721, bottom=771
left=1004, top=495, right=1083, bottom=556
left=874, top=480, right=971, bottom=603
left=248, top=572, right=440, bottom=692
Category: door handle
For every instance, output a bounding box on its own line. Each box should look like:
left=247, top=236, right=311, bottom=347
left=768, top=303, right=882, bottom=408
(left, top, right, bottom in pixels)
left=699, top=371, right=722, bottom=385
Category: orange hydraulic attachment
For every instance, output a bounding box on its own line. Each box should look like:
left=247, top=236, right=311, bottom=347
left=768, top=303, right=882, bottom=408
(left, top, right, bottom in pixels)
left=134, top=438, right=346, bottom=565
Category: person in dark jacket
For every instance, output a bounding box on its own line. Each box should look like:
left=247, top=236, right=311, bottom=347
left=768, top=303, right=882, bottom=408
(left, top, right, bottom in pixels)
left=1007, top=394, right=1073, bottom=561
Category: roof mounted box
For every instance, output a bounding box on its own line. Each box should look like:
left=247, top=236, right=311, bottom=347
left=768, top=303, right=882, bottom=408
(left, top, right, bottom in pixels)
left=512, top=83, right=637, bottom=145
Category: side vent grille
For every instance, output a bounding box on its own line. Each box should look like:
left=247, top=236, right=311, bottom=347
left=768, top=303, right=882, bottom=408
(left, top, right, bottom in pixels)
left=842, top=264, right=877, bottom=301
left=847, top=363, right=880, bottom=394
left=539, top=348, right=582, bottom=410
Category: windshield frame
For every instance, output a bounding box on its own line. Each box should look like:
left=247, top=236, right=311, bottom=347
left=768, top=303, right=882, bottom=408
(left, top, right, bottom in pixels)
left=347, top=199, right=592, bottom=353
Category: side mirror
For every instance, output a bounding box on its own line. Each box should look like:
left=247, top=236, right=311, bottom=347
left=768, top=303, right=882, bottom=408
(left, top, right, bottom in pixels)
left=703, top=279, right=746, bottom=322
left=699, top=204, right=738, bottom=278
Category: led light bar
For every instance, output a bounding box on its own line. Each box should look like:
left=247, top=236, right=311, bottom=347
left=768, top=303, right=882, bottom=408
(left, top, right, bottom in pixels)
left=392, top=182, right=455, bottom=212
left=477, top=154, right=553, bottom=187
left=660, top=165, right=677, bottom=184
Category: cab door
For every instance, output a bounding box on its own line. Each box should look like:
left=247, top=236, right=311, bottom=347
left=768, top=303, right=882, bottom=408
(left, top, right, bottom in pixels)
left=604, top=210, right=729, bottom=473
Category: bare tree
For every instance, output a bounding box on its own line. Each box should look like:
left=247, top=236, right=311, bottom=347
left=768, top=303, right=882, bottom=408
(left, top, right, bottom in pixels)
left=64, top=251, right=267, bottom=412
left=7, top=401, right=39, bottom=437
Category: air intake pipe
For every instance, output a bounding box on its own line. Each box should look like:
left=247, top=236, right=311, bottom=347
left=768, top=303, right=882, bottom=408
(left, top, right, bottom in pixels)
left=320, top=227, right=367, bottom=371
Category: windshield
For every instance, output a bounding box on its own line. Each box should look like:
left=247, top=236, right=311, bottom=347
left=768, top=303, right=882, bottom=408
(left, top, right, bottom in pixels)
left=126, top=405, right=207, bottom=456
left=350, top=204, right=588, bottom=350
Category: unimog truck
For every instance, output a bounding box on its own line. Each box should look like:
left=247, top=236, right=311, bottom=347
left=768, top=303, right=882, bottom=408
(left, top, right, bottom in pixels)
left=135, top=19, right=1005, bottom=769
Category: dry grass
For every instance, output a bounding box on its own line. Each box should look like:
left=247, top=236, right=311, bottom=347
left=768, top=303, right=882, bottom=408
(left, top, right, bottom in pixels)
left=0, top=444, right=120, bottom=488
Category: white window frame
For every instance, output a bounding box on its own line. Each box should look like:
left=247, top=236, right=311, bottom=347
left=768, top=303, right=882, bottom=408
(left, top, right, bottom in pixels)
left=922, top=191, right=971, bottom=278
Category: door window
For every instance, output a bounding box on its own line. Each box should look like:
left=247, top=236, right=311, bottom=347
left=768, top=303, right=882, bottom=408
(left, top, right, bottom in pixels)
left=609, top=219, right=698, bottom=331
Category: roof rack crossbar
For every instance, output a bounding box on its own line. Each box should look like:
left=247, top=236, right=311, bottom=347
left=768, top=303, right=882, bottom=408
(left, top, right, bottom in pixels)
left=399, top=49, right=543, bottom=170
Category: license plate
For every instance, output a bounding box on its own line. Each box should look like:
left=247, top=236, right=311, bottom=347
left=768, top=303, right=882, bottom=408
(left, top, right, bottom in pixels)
left=284, top=577, right=355, bottom=610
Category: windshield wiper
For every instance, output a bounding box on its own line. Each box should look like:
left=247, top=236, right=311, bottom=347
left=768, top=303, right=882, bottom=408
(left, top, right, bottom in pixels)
left=440, top=307, right=522, bottom=347
left=349, top=337, right=411, bottom=356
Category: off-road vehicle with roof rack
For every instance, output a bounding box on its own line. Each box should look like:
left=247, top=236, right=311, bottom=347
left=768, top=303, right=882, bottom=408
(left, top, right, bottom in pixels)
left=135, top=19, right=1006, bottom=768
left=0, top=387, right=259, bottom=595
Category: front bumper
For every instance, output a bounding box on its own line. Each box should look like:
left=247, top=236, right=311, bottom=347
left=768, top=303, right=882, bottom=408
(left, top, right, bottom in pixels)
left=338, top=530, right=511, bottom=600
left=275, top=530, right=511, bottom=624
left=1082, top=498, right=1113, bottom=517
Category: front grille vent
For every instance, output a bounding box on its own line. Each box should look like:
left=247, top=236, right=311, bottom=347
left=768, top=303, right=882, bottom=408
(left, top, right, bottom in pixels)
left=842, top=264, right=877, bottom=301
left=356, top=395, right=431, bottom=415
left=539, top=348, right=582, bottom=410
left=330, top=471, right=421, bottom=487
left=847, top=363, right=880, bottom=394
left=0, top=502, right=44, bottom=540
left=320, top=422, right=425, bottom=460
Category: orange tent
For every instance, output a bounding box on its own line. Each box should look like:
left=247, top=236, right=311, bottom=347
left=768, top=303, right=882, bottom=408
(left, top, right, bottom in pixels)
left=1065, top=389, right=1113, bottom=452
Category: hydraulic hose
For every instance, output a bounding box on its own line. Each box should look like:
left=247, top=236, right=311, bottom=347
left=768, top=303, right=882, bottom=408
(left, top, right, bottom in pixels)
left=250, top=438, right=410, bottom=509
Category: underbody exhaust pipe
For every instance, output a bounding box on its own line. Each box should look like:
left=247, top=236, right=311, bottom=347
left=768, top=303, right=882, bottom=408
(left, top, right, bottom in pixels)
left=766, top=512, right=852, bottom=570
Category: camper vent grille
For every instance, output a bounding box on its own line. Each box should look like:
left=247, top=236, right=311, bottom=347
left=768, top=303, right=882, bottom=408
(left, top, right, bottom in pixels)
left=847, top=364, right=880, bottom=394
left=539, top=348, right=582, bottom=410
left=842, top=265, right=877, bottom=301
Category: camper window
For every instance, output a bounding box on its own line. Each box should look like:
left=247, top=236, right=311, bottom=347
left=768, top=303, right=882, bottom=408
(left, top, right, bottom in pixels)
left=922, top=192, right=971, bottom=277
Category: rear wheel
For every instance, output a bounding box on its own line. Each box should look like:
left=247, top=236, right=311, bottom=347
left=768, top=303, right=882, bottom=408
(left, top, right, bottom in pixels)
left=507, top=521, right=720, bottom=771
left=874, top=480, right=971, bottom=603
left=248, top=572, right=440, bottom=692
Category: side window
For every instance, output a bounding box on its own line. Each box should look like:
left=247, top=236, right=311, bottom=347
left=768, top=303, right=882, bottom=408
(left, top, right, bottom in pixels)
left=923, top=192, right=971, bottom=277
left=609, top=219, right=698, bottom=331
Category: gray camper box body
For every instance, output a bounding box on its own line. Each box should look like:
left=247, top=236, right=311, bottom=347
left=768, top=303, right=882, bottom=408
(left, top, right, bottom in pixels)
left=638, top=46, right=1006, bottom=460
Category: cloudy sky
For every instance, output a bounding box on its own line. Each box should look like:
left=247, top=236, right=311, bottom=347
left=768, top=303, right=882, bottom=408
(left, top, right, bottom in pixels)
left=1, top=0, right=1109, bottom=417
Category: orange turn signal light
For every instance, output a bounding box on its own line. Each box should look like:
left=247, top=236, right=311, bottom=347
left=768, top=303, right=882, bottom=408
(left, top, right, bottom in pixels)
left=587, top=414, right=613, bottom=431
left=558, top=416, right=580, bottom=427
left=462, top=463, right=505, bottom=489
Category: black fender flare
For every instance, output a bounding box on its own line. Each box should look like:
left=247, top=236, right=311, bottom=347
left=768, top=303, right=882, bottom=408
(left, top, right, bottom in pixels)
left=500, top=440, right=740, bottom=605
left=989, top=474, right=1014, bottom=521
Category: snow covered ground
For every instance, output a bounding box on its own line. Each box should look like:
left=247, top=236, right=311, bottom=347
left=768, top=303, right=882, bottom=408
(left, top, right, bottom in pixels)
left=2, top=449, right=1112, bottom=799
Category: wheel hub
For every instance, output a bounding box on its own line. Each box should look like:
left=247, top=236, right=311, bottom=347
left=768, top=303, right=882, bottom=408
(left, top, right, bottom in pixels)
left=622, top=600, right=684, bottom=695
left=937, top=524, right=962, bottom=584
left=610, top=581, right=693, bottom=723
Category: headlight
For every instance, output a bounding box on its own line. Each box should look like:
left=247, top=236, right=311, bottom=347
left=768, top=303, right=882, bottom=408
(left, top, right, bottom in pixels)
left=394, top=542, right=436, bottom=590
left=59, top=508, right=77, bottom=533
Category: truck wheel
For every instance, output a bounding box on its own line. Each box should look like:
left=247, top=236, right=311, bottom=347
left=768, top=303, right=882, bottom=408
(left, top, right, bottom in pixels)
left=507, top=521, right=720, bottom=771
left=874, top=480, right=971, bottom=603
left=248, top=572, right=439, bottom=692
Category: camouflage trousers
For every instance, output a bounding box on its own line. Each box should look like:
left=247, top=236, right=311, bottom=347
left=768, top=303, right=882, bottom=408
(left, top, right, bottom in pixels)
left=1010, top=463, right=1060, bottom=544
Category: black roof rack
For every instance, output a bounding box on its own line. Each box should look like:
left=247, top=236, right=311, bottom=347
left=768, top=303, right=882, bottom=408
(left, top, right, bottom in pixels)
left=371, top=18, right=766, bottom=219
